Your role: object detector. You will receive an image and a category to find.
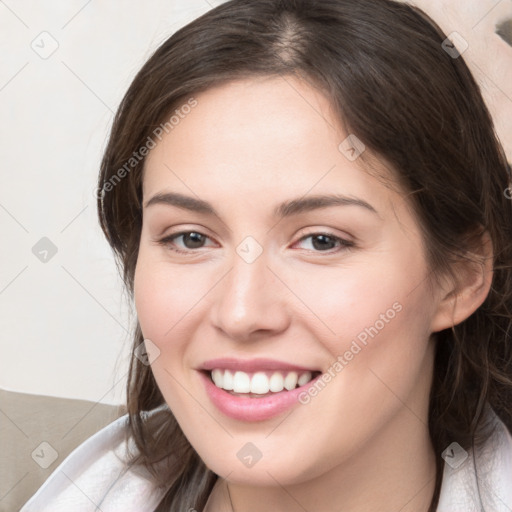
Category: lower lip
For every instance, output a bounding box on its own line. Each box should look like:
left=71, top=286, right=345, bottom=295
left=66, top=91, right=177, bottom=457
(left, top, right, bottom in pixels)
left=198, top=371, right=321, bottom=422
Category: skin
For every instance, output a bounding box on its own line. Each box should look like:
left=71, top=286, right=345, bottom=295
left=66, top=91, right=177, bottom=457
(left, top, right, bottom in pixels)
left=133, top=75, right=492, bottom=512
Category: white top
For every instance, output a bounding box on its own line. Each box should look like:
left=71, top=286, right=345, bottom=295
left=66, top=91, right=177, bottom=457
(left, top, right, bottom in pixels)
left=20, top=405, right=512, bottom=511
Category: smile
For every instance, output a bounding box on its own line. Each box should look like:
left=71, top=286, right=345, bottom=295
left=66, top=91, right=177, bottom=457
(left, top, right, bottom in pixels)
left=210, top=369, right=320, bottom=396
left=198, top=358, right=323, bottom=421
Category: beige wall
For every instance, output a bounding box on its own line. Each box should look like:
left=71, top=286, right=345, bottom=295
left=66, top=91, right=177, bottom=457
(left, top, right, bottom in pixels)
left=403, top=0, right=512, bottom=160
left=0, top=0, right=213, bottom=404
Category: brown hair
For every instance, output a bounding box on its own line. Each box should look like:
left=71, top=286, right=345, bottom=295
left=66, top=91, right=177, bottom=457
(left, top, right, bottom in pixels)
left=97, top=0, right=512, bottom=510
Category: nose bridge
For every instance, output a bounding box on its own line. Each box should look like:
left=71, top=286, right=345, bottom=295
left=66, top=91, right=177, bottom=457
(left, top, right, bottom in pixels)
left=211, top=239, right=289, bottom=339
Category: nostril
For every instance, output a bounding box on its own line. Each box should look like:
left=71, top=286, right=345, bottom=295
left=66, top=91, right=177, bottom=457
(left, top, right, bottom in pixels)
left=496, top=18, right=512, bottom=47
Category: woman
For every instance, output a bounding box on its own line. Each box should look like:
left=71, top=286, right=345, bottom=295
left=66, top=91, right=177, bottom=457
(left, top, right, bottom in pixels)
left=20, top=0, right=512, bottom=510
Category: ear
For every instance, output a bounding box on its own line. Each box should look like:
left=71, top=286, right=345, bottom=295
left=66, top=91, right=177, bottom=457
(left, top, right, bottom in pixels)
left=430, top=230, right=494, bottom=333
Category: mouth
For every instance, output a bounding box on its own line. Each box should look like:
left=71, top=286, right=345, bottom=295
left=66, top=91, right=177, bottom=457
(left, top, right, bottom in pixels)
left=203, top=368, right=322, bottom=398
left=197, top=357, right=323, bottom=421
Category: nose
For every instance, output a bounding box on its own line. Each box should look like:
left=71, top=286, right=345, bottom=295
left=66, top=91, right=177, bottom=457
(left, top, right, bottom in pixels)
left=210, top=248, right=290, bottom=342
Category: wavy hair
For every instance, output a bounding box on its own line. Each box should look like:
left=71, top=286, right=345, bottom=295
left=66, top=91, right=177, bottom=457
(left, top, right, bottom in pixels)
left=97, top=0, right=512, bottom=510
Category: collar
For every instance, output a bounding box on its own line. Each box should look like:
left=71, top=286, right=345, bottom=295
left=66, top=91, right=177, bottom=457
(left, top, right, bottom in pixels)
left=437, top=407, right=512, bottom=511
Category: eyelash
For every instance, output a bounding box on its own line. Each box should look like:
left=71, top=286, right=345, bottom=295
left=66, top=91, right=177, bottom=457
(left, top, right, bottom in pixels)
left=156, top=230, right=355, bottom=255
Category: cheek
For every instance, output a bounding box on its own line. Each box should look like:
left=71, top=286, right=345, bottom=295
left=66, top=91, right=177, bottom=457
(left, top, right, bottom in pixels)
left=133, top=252, right=201, bottom=410
left=134, top=248, right=203, bottom=341
left=285, top=266, right=435, bottom=468
left=288, top=248, right=435, bottom=412
left=288, top=252, right=430, bottom=351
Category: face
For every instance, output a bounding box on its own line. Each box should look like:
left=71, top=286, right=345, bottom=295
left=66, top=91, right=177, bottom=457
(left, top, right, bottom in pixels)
left=134, top=75, right=446, bottom=486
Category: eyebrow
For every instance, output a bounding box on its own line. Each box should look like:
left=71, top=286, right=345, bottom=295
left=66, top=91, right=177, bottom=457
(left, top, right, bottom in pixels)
left=144, top=192, right=379, bottom=218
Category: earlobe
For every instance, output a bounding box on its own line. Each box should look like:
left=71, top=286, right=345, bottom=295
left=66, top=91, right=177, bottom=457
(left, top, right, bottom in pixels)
left=430, top=231, right=494, bottom=333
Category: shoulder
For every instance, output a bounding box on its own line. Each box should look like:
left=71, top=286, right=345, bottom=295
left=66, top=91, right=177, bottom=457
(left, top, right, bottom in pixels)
left=437, top=407, right=512, bottom=511
left=20, top=406, right=169, bottom=512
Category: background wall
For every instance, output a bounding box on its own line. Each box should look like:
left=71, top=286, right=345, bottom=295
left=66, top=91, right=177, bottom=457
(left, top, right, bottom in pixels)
left=409, top=0, right=512, bottom=159
left=0, top=0, right=225, bottom=406
left=1, top=0, right=511, bottom=407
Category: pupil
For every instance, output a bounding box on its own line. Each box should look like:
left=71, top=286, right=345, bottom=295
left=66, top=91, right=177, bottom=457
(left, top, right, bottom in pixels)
left=312, top=234, right=334, bottom=251
left=185, top=232, right=204, bottom=248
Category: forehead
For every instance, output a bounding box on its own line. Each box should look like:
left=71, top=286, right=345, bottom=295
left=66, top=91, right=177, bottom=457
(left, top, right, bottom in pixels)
left=164, top=76, right=342, bottom=158
left=142, top=76, right=394, bottom=208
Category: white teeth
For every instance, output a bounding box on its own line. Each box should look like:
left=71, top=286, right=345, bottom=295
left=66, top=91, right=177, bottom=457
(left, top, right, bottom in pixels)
left=233, top=371, right=251, bottom=393
left=250, top=372, right=269, bottom=394
left=211, top=368, right=223, bottom=388
left=269, top=372, right=284, bottom=392
left=210, top=369, right=316, bottom=394
left=298, top=371, right=312, bottom=387
left=223, top=369, right=234, bottom=391
left=284, top=371, right=298, bottom=390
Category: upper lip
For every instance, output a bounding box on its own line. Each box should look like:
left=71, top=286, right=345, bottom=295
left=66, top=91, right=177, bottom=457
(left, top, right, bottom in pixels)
left=199, top=357, right=320, bottom=373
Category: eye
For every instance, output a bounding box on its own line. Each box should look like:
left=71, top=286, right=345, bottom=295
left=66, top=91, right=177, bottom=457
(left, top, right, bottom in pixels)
left=293, top=232, right=354, bottom=253
left=157, top=231, right=215, bottom=254
left=156, top=230, right=354, bottom=255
